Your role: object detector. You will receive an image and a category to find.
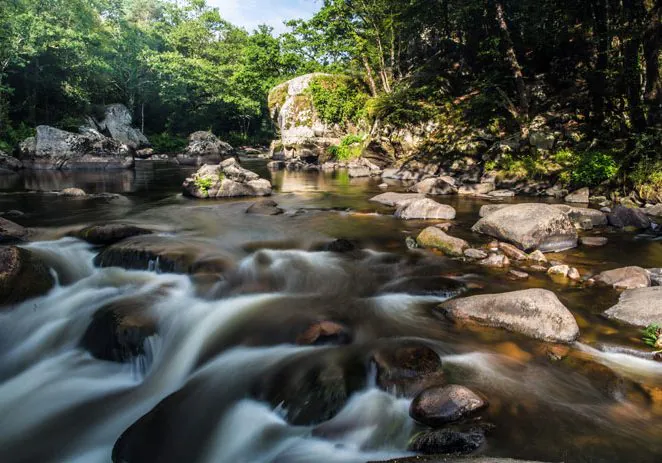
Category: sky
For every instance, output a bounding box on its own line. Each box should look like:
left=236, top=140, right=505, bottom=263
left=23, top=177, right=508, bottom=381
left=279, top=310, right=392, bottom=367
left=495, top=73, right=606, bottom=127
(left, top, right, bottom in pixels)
left=208, top=0, right=321, bottom=34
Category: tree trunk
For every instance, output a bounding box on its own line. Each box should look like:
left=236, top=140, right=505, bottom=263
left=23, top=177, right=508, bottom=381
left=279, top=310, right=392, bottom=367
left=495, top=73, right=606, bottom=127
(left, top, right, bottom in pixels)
left=643, top=1, right=662, bottom=125
left=494, top=1, right=529, bottom=120
left=362, top=55, right=379, bottom=97
left=622, top=0, right=647, bottom=132
left=589, top=0, right=610, bottom=126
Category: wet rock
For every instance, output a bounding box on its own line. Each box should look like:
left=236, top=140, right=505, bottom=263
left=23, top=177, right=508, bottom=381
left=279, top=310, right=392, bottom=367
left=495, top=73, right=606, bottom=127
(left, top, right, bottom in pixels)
left=410, top=385, right=487, bottom=426
left=0, top=210, right=24, bottom=219
left=648, top=268, right=662, bottom=286
left=479, top=254, right=510, bottom=268
left=580, top=236, right=608, bottom=247
left=0, top=151, right=22, bottom=171
left=373, top=343, right=444, bottom=397
left=478, top=204, right=507, bottom=218
left=246, top=199, right=284, bottom=216
left=72, top=224, right=152, bottom=246
left=458, top=182, right=495, bottom=196
left=416, top=227, right=468, bottom=256
left=407, top=427, right=486, bottom=455
left=438, top=288, right=580, bottom=343
left=0, top=217, right=28, bottom=244
left=507, top=269, right=530, bottom=280
left=60, top=187, right=87, bottom=197
left=318, top=239, right=356, bottom=253
left=182, top=159, right=272, bottom=199
left=594, top=266, right=651, bottom=289
left=0, top=246, right=55, bottom=306
left=528, top=250, right=548, bottom=263
left=296, top=321, right=351, bottom=346
left=267, top=160, right=285, bottom=170
left=565, top=187, right=590, bottom=203
left=79, top=296, right=158, bottom=362
left=370, top=192, right=426, bottom=207
left=395, top=199, right=457, bottom=220
left=95, top=235, right=233, bottom=275
left=489, top=189, right=516, bottom=198
left=379, top=275, right=466, bottom=297
left=176, top=131, right=234, bottom=166
left=607, top=205, right=651, bottom=229
left=472, top=204, right=578, bottom=252
left=567, top=267, right=581, bottom=281
left=409, top=177, right=457, bottom=195
left=603, top=287, right=662, bottom=327
left=464, top=248, right=488, bottom=260
left=498, top=242, right=528, bottom=261
left=379, top=183, right=389, bottom=189
left=347, top=158, right=383, bottom=178
left=548, top=265, right=571, bottom=277
left=552, top=205, right=608, bottom=228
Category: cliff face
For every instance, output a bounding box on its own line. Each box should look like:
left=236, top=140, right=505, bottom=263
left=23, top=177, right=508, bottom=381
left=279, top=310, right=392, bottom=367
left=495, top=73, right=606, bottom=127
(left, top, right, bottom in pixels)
left=268, top=73, right=346, bottom=162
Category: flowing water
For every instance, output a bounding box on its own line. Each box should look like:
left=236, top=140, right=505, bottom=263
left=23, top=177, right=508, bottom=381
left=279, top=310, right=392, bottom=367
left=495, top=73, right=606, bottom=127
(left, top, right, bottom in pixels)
left=1, top=160, right=662, bottom=463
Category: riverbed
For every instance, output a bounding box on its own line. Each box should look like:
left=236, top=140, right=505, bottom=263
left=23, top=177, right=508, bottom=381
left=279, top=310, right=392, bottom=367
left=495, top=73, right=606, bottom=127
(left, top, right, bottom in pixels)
left=1, top=160, right=662, bottom=463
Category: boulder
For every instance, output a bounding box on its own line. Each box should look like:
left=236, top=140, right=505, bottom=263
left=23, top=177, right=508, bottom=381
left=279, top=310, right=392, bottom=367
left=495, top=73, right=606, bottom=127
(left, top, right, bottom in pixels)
left=472, top=204, right=578, bottom=252
left=498, top=242, right=529, bottom=261
left=60, top=188, right=87, bottom=197
left=0, top=246, right=55, bottom=306
left=457, top=182, right=495, bottom=196
left=508, top=269, right=530, bottom=280
left=372, top=343, right=444, bottom=397
left=79, top=296, right=158, bottom=362
left=395, top=199, right=457, bottom=220
left=438, top=288, right=580, bottom=343
left=295, top=321, right=351, bottom=346
left=0, top=150, right=22, bottom=172
left=603, top=287, right=662, bottom=327
left=528, top=250, right=548, bottom=263
left=407, top=427, right=487, bottom=455
left=177, top=131, right=234, bottom=166
left=464, top=248, right=488, bottom=259
left=182, top=158, right=272, bottom=199
left=479, top=254, right=510, bottom=268
left=94, top=104, right=149, bottom=148
left=246, top=199, right=284, bottom=216
left=410, top=385, right=487, bottom=427
left=369, top=192, right=425, bottom=207
left=548, top=265, right=571, bottom=277
left=489, top=189, right=516, bottom=198
left=552, top=205, right=608, bottom=228
left=594, top=266, right=651, bottom=289
left=347, top=158, right=382, bottom=178
left=565, top=187, right=590, bottom=203
left=0, top=217, right=28, bottom=244
left=648, top=268, right=662, bottom=286
left=644, top=204, right=662, bottom=217
left=72, top=224, right=152, bottom=246
left=94, top=235, right=233, bottom=275
left=416, top=227, right=468, bottom=256
left=17, top=125, right=134, bottom=170
left=580, top=236, right=608, bottom=247
left=409, top=177, right=457, bottom=195
left=607, top=205, right=651, bottom=229
left=478, top=204, right=508, bottom=218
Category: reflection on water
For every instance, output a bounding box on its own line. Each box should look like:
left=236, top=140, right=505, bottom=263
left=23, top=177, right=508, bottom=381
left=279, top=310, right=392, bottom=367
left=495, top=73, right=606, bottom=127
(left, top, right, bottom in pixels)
left=0, top=161, right=661, bottom=463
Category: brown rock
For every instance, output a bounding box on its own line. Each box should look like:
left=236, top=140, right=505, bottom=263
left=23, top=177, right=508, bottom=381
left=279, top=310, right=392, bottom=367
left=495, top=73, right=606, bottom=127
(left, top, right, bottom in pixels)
left=0, top=246, right=55, bottom=307
left=409, top=385, right=488, bottom=426
left=499, top=242, right=529, bottom=260
left=296, top=321, right=351, bottom=346
left=594, top=266, right=651, bottom=289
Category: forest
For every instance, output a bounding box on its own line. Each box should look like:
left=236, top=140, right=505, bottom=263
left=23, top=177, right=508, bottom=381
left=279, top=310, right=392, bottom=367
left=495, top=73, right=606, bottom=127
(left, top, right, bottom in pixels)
left=1, top=0, right=661, bottom=192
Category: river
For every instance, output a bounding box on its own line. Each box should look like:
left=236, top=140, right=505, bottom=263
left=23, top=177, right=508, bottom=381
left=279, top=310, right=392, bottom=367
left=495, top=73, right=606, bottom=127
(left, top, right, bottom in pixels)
left=1, top=160, right=661, bottom=463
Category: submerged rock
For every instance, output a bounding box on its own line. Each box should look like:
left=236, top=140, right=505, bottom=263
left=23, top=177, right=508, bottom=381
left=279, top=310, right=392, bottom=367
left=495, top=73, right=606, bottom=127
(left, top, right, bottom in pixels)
left=580, top=236, right=608, bottom=247
left=607, top=205, right=651, bottom=229
left=295, top=321, right=351, bottom=346
left=370, top=192, right=425, bottom=207
left=177, top=131, right=234, bottom=166
left=0, top=246, right=55, bottom=306
left=372, top=343, right=444, bottom=397
left=416, top=227, right=468, bottom=256
left=182, top=158, right=272, bottom=199
left=594, top=266, right=651, bottom=289
left=395, top=199, right=457, bottom=220
left=0, top=217, right=28, bottom=244
left=472, top=204, right=578, bottom=252
left=72, top=224, right=152, bottom=246
left=438, top=288, right=580, bottom=343
left=410, top=385, right=488, bottom=426
left=246, top=199, right=284, bottom=216
left=604, top=287, right=662, bottom=327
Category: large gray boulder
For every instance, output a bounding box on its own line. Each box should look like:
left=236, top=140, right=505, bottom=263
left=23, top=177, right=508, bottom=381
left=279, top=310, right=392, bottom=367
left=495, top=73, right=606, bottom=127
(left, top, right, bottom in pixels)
left=182, top=158, right=272, bottom=199
left=472, top=203, right=578, bottom=252
left=95, top=104, right=149, bottom=149
left=409, top=177, right=457, bottom=195
left=177, top=131, right=234, bottom=166
left=607, top=205, right=651, bottom=229
left=603, top=287, right=662, bottom=327
left=438, top=288, right=580, bottom=343
left=17, top=125, right=134, bottom=170
left=552, top=205, right=608, bottom=228
left=395, top=198, right=456, bottom=220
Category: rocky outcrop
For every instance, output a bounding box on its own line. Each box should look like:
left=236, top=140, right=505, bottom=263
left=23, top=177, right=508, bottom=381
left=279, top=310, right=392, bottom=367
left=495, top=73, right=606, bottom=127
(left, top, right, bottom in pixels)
left=565, top=187, right=590, bottom=203
left=268, top=73, right=345, bottom=161
left=594, top=266, right=651, bottom=289
left=607, top=205, right=651, bottom=229
left=91, top=104, right=149, bottom=149
left=72, top=224, right=152, bottom=246
left=176, top=131, right=234, bottom=166
left=0, top=246, right=55, bottom=306
left=182, top=158, right=272, bottom=199
left=395, top=199, right=457, bottom=220
left=17, top=125, right=134, bottom=170
left=410, top=385, right=487, bottom=427
left=417, top=227, right=468, bottom=256
left=437, top=288, right=580, bottom=343
left=604, top=287, right=662, bottom=327
left=0, top=150, right=22, bottom=173
left=0, top=217, right=28, bottom=244
left=472, top=204, right=578, bottom=252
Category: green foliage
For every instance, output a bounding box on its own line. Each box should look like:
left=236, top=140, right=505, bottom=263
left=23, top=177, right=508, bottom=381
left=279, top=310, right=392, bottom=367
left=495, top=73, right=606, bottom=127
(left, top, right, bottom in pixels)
left=0, top=121, right=34, bottom=152
left=328, top=134, right=365, bottom=161
left=309, top=75, right=369, bottom=126
left=642, top=324, right=662, bottom=349
left=571, top=151, right=619, bottom=187
left=371, top=87, right=436, bottom=126
left=149, top=132, right=188, bottom=154
left=194, top=175, right=214, bottom=193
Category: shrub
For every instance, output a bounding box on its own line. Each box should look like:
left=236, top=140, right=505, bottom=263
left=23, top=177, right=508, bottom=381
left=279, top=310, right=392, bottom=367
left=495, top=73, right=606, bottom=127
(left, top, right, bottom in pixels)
left=0, top=122, right=35, bottom=152
left=309, top=75, right=370, bottom=126
left=194, top=176, right=215, bottom=193
left=328, top=134, right=365, bottom=161
left=571, top=151, right=618, bottom=187
left=149, top=132, right=188, bottom=154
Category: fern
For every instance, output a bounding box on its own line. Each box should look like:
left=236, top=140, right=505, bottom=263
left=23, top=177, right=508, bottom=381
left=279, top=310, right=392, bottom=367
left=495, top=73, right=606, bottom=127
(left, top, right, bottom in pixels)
left=642, top=324, right=662, bottom=348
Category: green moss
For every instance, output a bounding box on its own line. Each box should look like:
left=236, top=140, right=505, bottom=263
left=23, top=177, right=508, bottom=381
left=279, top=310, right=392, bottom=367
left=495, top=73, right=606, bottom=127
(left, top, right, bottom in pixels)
left=268, top=82, right=290, bottom=110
